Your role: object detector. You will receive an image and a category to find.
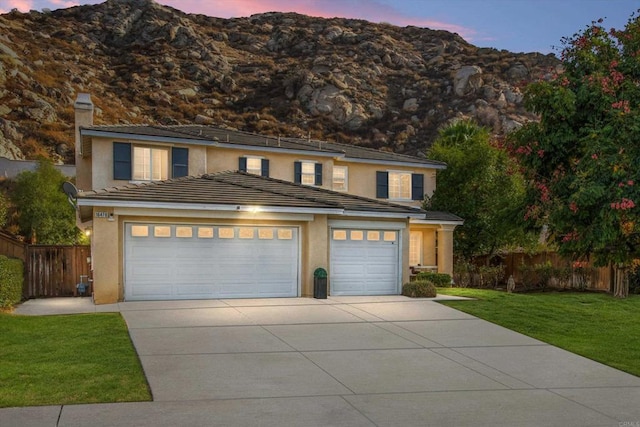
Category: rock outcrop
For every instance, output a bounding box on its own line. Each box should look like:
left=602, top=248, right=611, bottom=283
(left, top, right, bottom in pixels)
left=0, top=0, right=560, bottom=162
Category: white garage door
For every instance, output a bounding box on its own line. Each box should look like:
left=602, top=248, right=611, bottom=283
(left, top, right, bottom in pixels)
left=330, top=229, right=400, bottom=295
left=124, top=223, right=299, bottom=300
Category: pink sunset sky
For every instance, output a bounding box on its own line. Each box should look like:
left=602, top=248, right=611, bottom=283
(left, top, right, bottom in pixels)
left=0, top=0, right=637, bottom=54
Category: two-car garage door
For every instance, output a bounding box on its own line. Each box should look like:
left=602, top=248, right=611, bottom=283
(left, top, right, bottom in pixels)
left=124, top=223, right=299, bottom=300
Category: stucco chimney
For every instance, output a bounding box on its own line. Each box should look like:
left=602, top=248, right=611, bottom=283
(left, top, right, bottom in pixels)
left=74, top=93, right=93, bottom=157
left=74, top=93, right=94, bottom=192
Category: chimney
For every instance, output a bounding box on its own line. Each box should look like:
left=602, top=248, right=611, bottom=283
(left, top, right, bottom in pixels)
left=74, top=93, right=94, bottom=157
left=74, top=93, right=94, bottom=192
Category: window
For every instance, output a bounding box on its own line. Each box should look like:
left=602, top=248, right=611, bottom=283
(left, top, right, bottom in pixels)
left=131, top=225, right=149, bottom=237
left=133, top=147, right=168, bottom=181
left=389, top=172, right=411, bottom=200
left=198, top=227, right=214, bottom=238
left=350, top=230, right=364, bottom=241
left=239, top=157, right=269, bottom=177
left=113, top=143, right=188, bottom=181
left=154, top=226, right=171, bottom=237
left=332, top=166, right=348, bottom=191
left=376, top=171, right=424, bottom=201
left=176, top=226, right=193, bottom=238
left=410, top=231, right=423, bottom=266
left=294, top=161, right=322, bottom=186
left=332, top=230, right=347, bottom=240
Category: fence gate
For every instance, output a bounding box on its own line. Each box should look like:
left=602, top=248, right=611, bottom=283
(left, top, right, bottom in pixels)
left=25, top=246, right=91, bottom=298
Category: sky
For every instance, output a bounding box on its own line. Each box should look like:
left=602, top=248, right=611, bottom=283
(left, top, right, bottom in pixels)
left=0, top=0, right=637, bottom=54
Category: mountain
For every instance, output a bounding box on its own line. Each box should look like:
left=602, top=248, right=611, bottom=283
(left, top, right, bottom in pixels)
left=0, top=0, right=560, bottom=164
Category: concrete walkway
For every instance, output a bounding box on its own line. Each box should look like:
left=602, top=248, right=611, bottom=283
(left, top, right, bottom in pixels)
left=4, top=296, right=640, bottom=426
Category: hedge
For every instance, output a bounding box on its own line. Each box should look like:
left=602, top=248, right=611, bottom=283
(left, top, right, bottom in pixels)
left=0, top=255, right=23, bottom=309
left=402, top=280, right=437, bottom=298
left=416, top=272, right=452, bottom=287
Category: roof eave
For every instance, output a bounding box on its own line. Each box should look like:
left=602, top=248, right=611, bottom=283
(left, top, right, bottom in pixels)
left=76, top=198, right=345, bottom=215
left=340, top=157, right=447, bottom=170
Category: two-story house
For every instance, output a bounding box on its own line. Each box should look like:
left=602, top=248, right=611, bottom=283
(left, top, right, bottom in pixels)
left=73, top=94, right=462, bottom=304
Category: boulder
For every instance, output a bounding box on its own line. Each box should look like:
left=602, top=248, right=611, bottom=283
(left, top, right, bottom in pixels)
left=454, top=66, right=483, bottom=96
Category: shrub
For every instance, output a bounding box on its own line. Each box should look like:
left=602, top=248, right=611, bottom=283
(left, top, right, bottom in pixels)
left=0, top=255, right=23, bottom=309
left=416, top=272, right=452, bottom=287
left=402, top=280, right=437, bottom=298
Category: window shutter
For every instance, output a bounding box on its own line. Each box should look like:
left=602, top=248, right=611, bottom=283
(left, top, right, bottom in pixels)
left=238, top=157, right=247, bottom=172
left=315, top=163, right=323, bottom=186
left=261, top=159, right=270, bottom=177
left=171, top=147, right=189, bottom=178
left=294, top=161, right=302, bottom=184
left=113, top=142, right=132, bottom=180
left=376, top=171, right=388, bottom=198
left=411, top=173, right=424, bottom=201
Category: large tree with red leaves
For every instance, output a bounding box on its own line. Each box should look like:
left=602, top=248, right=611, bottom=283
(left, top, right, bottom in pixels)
left=510, top=11, right=640, bottom=297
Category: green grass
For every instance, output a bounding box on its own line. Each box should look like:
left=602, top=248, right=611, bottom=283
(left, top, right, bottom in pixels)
left=437, top=288, right=640, bottom=377
left=0, top=313, right=151, bottom=407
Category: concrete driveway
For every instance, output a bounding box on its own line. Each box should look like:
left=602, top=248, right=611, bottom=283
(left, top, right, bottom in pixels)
left=5, top=296, right=640, bottom=426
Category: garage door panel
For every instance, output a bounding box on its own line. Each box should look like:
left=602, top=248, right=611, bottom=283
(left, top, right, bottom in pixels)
left=125, top=224, right=299, bottom=300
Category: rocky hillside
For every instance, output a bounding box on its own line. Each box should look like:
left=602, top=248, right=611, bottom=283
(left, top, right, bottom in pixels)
left=0, top=0, right=560, bottom=164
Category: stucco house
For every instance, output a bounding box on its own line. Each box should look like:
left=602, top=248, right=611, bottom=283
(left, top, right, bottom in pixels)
left=73, top=94, right=462, bottom=304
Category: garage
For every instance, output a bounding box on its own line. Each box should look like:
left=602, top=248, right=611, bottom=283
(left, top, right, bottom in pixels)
left=124, top=223, right=299, bottom=300
left=330, top=228, right=400, bottom=295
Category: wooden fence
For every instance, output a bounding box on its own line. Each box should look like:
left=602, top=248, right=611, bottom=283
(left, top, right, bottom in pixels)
left=471, top=252, right=612, bottom=292
left=0, top=231, right=91, bottom=298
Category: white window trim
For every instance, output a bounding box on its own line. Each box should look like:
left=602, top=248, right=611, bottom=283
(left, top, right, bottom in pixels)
left=409, top=231, right=423, bottom=266
left=245, top=156, right=264, bottom=176
left=387, top=170, right=413, bottom=201
left=332, top=165, right=348, bottom=192
left=299, top=160, right=318, bottom=186
left=132, top=145, right=169, bottom=182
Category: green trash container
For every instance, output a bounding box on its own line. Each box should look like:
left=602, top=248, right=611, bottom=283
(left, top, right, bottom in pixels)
left=313, top=268, right=328, bottom=299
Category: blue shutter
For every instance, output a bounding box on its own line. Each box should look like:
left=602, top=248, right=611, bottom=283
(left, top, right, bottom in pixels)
left=113, top=142, right=131, bottom=180
left=171, top=147, right=189, bottom=178
left=314, top=163, right=322, bottom=186
left=261, top=159, right=270, bottom=177
left=239, top=157, right=247, bottom=172
left=411, top=173, right=424, bottom=201
left=294, top=161, right=302, bottom=184
left=376, top=171, right=388, bottom=198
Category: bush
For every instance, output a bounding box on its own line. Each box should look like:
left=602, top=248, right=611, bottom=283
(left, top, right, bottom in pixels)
left=402, top=280, right=437, bottom=298
left=0, top=255, right=23, bottom=309
left=415, top=272, right=452, bottom=287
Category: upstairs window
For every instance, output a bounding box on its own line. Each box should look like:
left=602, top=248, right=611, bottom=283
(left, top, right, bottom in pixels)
left=376, top=171, right=424, bottom=201
left=294, top=161, right=322, bottom=186
left=239, top=156, right=269, bottom=177
left=134, top=147, right=168, bottom=181
left=113, top=143, right=188, bottom=181
left=389, top=172, right=411, bottom=200
left=332, top=166, right=348, bottom=191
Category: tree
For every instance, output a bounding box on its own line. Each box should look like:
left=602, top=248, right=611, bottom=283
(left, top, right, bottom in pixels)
left=509, top=12, right=640, bottom=297
left=11, top=159, right=81, bottom=245
left=426, top=119, right=529, bottom=260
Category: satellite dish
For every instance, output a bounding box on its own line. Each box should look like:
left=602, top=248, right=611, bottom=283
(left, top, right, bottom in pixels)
left=62, top=182, right=78, bottom=198
left=62, top=182, right=78, bottom=210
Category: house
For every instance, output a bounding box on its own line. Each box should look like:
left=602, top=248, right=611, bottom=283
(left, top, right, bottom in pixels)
left=73, top=94, right=462, bottom=303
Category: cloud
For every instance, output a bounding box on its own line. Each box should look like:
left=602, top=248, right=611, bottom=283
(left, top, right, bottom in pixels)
left=160, top=0, right=476, bottom=40
left=0, top=0, right=34, bottom=13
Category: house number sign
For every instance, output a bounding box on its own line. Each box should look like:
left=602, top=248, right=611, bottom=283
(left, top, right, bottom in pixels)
left=95, top=212, right=110, bottom=218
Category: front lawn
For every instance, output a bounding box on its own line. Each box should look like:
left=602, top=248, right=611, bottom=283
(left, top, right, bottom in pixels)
left=0, top=313, right=151, bottom=407
left=437, top=289, right=640, bottom=377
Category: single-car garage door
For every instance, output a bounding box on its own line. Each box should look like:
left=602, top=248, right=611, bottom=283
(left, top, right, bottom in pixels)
left=330, top=228, right=400, bottom=295
left=124, top=223, right=299, bottom=300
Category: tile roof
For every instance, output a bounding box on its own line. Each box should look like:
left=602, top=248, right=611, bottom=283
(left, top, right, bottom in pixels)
left=78, top=171, right=426, bottom=216
left=81, top=125, right=446, bottom=168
